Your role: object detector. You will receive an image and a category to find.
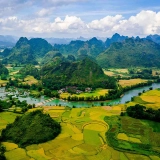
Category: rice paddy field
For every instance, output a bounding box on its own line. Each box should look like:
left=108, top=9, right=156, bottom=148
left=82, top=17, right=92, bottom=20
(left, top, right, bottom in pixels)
left=22, top=75, right=38, bottom=85
left=127, top=88, right=160, bottom=110
left=0, top=112, right=21, bottom=135
left=118, top=79, right=147, bottom=87
left=1, top=99, right=160, bottom=160
left=60, top=88, right=108, bottom=99
left=103, top=68, right=129, bottom=77
left=105, top=115, right=160, bottom=159
left=0, top=79, right=8, bottom=86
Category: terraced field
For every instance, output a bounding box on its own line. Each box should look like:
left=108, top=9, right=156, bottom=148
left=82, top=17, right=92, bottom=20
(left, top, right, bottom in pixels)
left=1, top=103, right=160, bottom=160
left=105, top=115, right=160, bottom=159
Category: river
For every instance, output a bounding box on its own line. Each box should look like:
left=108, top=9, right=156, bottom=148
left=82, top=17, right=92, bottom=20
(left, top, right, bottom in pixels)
left=1, top=83, right=160, bottom=108
left=44, top=83, right=160, bottom=107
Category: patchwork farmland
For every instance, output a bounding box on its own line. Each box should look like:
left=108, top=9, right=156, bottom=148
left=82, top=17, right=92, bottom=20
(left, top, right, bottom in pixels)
left=1, top=101, right=160, bottom=159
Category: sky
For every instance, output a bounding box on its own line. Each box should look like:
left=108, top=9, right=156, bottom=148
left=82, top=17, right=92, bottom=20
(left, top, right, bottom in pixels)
left=0, top=0, right=160, bottom=38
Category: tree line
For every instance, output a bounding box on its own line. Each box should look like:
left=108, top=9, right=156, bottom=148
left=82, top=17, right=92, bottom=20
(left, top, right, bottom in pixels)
left=126, top=104, right=160, bottom=122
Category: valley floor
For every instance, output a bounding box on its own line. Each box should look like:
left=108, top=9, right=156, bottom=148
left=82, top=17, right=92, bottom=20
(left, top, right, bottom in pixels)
left=1, top=103, right=160, bottom=160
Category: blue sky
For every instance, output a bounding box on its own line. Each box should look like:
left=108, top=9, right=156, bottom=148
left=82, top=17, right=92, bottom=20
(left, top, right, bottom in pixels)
left=0, top=0, right=160, bottom=38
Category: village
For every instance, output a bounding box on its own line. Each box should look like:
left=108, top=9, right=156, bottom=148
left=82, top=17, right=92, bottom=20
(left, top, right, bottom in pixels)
left=58, top=86, right=92, bottom=94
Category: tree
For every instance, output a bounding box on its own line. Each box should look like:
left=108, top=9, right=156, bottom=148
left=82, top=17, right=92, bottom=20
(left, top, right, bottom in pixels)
left=126, top=104, right=146, bottom=119
left=1, top=74, right=7, bottom=80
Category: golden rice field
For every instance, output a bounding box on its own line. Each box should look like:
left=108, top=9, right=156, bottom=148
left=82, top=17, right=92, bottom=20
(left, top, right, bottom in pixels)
left=103, top=70, right=115, bottom=76
left=0, top=112, right=20, bottom=134
left=60, top=88, right=108, bottom=99
left=22, top=75, right=38, bottom=85
left=117, top=133, right=141, bottom=143
left=118, top=78, right=147, bottom=87
left=1, top=104, right=160, bottom=160
left=128, top=89, right=160, bottom=110
left=0, top=79, right=8, bottom=86
left=103, top=68, right=129, bottom=77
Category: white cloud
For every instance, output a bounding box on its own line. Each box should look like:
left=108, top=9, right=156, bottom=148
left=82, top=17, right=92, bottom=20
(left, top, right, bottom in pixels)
left=50, top=15, right=87, bottom=34
left=0, top=15, right=87, bottom=35
left=0, top=10, right=160, bottom=37
left=88, top=15, right=123, bottom=31
left=87, top=10, right=160, bottom=37
left=36, top=8, right=53, bottom=17
left=114, top=10, right=160, bottom=36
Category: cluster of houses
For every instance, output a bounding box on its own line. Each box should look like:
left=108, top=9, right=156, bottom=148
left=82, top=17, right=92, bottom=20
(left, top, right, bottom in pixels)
left=58, top=86, right=92, bottom=94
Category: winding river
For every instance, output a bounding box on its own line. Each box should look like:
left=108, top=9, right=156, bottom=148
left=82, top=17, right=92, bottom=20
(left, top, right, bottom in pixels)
left=1, top=83, right=160, bottom=108
left=41, top=83, right=160, bottom=107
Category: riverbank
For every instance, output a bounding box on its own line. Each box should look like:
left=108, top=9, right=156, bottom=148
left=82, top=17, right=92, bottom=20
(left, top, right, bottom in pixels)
left=0, top=82, right=160, bottom=108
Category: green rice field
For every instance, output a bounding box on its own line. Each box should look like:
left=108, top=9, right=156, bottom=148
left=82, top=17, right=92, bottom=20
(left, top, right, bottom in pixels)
left=1, top=102, right=160, bottom=159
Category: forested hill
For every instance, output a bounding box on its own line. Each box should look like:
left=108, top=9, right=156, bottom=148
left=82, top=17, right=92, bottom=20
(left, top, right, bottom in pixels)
left=2, top=37, right=53, bottom=64
left=41, top=58, right=117, bottom=90
left=1, top=34, right=160, bottom=68
left=96, top=38, right=160, bottom=68
left=54, top=37, right=105, bottom=58
left=29, top=38, right=53, bottom=57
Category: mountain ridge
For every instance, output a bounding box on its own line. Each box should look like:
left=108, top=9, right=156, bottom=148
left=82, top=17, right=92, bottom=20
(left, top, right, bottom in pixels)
left=2, top=37, right=54, bottom=64
left=97, top=38, right=160, bottom=68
